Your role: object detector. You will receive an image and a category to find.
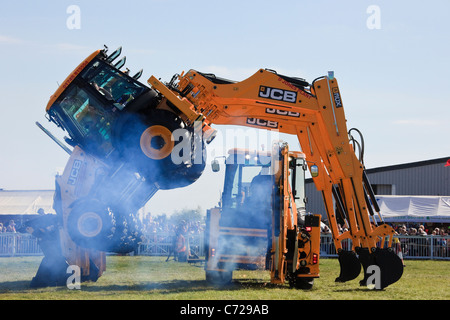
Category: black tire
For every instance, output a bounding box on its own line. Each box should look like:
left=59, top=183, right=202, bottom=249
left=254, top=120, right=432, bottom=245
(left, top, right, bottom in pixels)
left=290, top=276, right=314, bottom=290
left=67, top=198, right=114, bottom=250
left=157, top=127, right=207, bottom=190
left=112, top=109, right=206, bottom=190
left=112, top=109, right=184, bottom=177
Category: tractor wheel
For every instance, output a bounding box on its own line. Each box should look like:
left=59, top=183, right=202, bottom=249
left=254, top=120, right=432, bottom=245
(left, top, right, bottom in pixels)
left=67, top=198, right=114, bottom=251
left=290, top=276, right=314, bottom=290
left=156, top=126, right=206, bottom=190
left=112, top=109, right=206, bottom=189
left=112, top=109, right=184, bottom=176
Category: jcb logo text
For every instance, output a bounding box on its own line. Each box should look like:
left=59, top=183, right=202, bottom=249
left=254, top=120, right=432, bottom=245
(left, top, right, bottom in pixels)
left=259, top=86, right=297, bottom=103
left=246, top=118, right=278, bottom=129
left=265, top=108, right=300, bottom=117
left=68, top=160, right=82, bottom=185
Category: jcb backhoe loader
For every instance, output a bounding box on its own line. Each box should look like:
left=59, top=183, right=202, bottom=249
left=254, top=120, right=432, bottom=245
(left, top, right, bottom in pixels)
left=38, top=45, right=402, bottom=289
left=147, top=68, right=404, bottom=289
left=33, top=46, right=215, bottom=286
left=204, top=142, right=322, bottom=289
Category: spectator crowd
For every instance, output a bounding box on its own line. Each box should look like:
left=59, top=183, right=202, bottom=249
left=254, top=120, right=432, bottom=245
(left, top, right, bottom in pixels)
left=0, top=220, right=17, bottom=233
left=318, top=221, right=449, bottom=258
left=320, top=221, right=449, bottom=237
left=137, top=215, right=205, bottom=261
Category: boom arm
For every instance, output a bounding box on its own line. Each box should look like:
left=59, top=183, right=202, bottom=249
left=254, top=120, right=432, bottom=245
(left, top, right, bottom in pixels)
left=149, top=68, right=403, bottom=288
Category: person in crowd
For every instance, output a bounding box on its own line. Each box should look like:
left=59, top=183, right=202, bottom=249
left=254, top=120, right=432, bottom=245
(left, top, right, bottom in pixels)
left=166, top=229, right=178, bottom=262
left=400, top=225, right=409, bottom=234
left=6, top=220, right=16, bottom=233
left=175, top=223, right=187, bottom=262
left=321, top=225, right=331, bottom=234
left=418, top=226, right=427, bottom=236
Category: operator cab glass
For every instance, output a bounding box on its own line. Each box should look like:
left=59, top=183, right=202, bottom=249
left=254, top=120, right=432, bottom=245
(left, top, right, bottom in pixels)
left=220, top=151, right=274, bottom=228
left=47, top=57, right=149, bottom=157
left=224, top=164, right=272, bottom=209
left=80, top=59, right=147, bottom=110
left=289, top=156, right=307, bottom=211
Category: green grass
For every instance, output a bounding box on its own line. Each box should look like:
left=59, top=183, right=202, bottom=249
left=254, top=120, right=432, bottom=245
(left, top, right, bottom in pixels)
left=0, top=256, right=448, bottom=300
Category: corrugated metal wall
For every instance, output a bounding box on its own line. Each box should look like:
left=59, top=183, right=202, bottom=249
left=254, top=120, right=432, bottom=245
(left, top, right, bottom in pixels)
left=366, top=161, right=450, bottom=196
left=305, top=157, right=450, bottom=220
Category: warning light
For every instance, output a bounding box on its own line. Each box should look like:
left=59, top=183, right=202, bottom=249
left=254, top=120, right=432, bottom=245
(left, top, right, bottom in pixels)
left=305, top=226, right=312, bottom=232
left=312, top=253, right=318, bottom=264
left=211, top=248, right=216, bottom=257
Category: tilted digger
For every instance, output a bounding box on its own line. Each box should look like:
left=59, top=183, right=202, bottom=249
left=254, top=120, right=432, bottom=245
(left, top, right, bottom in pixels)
left=32, top=46, right=214, bottom=287
left=35, top=45, right=402, bottom=289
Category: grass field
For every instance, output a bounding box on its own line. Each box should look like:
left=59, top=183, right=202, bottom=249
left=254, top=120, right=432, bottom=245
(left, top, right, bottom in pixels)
left=0, top=255, right=448, bottom=300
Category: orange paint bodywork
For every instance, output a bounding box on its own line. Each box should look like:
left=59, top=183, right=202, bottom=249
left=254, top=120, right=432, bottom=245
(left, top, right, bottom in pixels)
left=46, top=50, right=100, bottom=111
left=149, top=69, right=397, bottom=253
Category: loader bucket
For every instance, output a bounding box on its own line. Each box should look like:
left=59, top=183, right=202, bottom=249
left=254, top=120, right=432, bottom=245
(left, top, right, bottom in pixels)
left=357, top=247, right=403, bottom=290
left=335, top=250, right=361, bottom=282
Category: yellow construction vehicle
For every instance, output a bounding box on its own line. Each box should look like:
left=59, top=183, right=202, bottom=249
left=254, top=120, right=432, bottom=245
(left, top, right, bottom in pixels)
left=34, top=46, right=215, bottom=286
left=38, top=45, right=402, bottom=289
left=205, top=142, right=322, bottom=289
left=148, top=68, right=404, bottom=289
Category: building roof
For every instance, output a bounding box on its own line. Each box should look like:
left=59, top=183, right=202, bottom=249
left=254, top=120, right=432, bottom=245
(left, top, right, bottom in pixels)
left=365, top=156, right=450, bottom=174
left=0, top=190, right=56, bottom=215
left=306, top=156, right=450, bottom=183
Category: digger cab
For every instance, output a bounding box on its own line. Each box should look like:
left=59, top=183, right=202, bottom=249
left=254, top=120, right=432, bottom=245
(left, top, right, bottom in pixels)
left=217, top=148, right=275, bottom=229
left=205, top=149, right=275, bottom=284
left=44, top=46, right=209, bottom=190
left=45, top=48, right=154, bottom=158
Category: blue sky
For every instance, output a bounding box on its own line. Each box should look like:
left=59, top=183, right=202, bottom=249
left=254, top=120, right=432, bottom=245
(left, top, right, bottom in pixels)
left=0, top=1, right=449, bottom=215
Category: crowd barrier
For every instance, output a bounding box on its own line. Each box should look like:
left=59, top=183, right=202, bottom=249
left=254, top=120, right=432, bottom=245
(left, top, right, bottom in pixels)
left=137, top=233, right=449, bottom=261
left=319, top=234, right=450, bottom=260
left=137, top=232, right=205, bottom=257
left=1, top=232, right=448, bottom=260
left=0, top=233, right=42, bottom=257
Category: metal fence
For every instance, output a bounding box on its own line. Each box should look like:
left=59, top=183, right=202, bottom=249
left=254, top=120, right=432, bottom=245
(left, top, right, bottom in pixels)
left=0, top=233, right=42, bottom=257
left=1, top=232, right=448, bottom=260
left=319, top=234, right=450, bottom=260
left=138, top=232, right=450, bottom=261
left=137, top=232, right=205, bottom=258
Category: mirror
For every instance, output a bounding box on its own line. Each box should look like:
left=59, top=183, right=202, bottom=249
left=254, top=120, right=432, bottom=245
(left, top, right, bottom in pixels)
left=310, top=165, right=319, bottom=177
left=211, top=159, right=220, bottom=172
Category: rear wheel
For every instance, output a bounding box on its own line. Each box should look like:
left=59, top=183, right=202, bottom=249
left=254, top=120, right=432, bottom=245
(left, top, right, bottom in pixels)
left=290, top=276, right=314, bottom=290
left=113, top=109, right=206, bottom=189
left=67, top=198, right=114, bottom=251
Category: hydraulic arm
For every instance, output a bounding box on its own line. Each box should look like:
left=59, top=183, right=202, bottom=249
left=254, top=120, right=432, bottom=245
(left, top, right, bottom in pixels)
left=149, top=69, right=403, bottom=289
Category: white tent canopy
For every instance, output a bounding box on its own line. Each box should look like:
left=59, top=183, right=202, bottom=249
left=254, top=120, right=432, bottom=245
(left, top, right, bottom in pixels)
left=0, top=190, right=56, bottom=215
left=375, top=195, right=450, bottom=223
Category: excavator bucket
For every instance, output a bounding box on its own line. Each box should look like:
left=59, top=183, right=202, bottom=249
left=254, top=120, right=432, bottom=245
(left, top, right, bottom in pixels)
left=357, top=247, right=404, bottom=290
left=335, top=250, right=361, bottom=282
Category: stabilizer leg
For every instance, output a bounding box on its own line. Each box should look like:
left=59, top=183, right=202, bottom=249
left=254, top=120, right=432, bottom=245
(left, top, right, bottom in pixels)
left=30, top=255, right=69, bottom=288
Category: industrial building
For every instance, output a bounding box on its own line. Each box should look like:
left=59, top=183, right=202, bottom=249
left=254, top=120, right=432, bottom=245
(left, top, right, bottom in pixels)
left=305, top=156, right=450, bottom=224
